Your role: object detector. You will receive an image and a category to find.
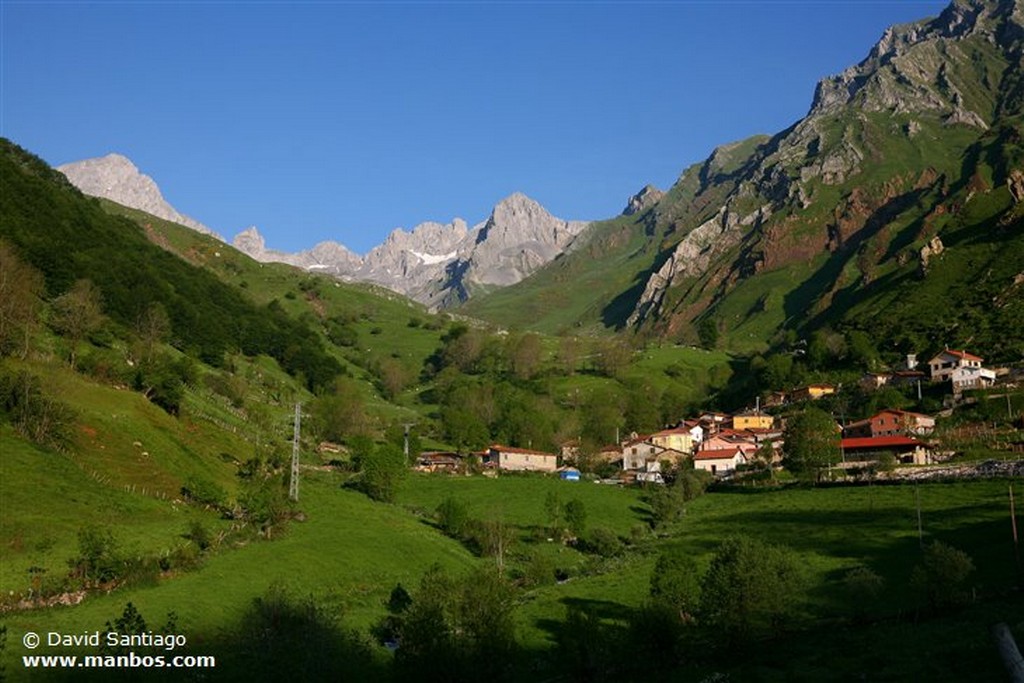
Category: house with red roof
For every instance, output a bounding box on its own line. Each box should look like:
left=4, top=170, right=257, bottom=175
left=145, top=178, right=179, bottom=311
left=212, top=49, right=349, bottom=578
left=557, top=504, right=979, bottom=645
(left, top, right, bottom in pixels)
left=694, top=446, right=747, bottom=476
left=928, top=349, right=984, bottom=382
left=844, top=409, right=935, bottom=439
left=840, top=435, right=932, bottom=465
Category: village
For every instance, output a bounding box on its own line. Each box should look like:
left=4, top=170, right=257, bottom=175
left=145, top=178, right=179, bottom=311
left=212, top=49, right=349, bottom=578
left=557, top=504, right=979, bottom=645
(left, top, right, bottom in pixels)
left=411, top=348, right=1023, bottom=483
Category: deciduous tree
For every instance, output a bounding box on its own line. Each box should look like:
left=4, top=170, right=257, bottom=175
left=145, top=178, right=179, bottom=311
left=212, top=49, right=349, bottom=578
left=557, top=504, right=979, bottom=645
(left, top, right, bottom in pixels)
left=699, top=536, right=803, bottom=640
left=782, top=407, right=841, bottom=482
left=0, top=240, right=44, bottom=358
left=52, top=279, right=104, bottom=369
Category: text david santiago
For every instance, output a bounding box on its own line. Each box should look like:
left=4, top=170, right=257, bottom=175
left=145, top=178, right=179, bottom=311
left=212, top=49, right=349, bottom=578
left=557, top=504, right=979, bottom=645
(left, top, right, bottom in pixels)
left=47, top=632, right=187, bottom=651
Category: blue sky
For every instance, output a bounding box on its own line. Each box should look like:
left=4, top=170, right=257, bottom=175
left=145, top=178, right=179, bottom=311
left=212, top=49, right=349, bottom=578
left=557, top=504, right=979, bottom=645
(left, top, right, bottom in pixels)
left=2, top=1, right=947, bottom=254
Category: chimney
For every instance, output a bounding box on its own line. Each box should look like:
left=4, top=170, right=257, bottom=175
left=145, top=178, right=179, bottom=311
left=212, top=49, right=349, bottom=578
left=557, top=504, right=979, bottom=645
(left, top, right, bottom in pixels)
left=906, top=353, right=918, bottom=370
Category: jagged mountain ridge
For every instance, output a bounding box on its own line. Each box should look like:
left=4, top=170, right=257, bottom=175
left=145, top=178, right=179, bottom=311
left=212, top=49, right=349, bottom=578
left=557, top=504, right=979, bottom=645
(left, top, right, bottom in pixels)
left=627, top=0, right=1024, bottom=339
left=57, top=154, right=222, bottom=240
left=231, top=192, right=589, bottom=309
left=57, top=153, right=590, bottom=309
left=466, top=0, right=1024, bottom=356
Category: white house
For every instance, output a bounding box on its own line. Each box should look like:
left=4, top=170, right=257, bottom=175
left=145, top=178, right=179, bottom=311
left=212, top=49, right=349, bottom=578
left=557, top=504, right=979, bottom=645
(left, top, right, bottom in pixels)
left=929, top=349, right=984, bottom=382
left=693, top=447, right=746, bottom=477
left=951, top=366, right=996, bottom=392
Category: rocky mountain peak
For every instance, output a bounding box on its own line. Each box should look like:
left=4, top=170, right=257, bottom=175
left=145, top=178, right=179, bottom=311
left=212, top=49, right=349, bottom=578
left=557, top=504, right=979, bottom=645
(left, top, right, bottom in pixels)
left=809, top=0, right=1021, bottom=120
left=58, top=153, right=221, bottom=239
left=232, top=226, right=265, bottom=252
left=623, top=185, right=664, bottom=215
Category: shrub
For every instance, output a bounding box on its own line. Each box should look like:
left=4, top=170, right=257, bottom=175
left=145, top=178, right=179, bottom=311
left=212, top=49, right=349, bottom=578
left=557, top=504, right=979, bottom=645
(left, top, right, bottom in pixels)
left=0, top=366, right=77, bottom=450
left=436, top=496, right=470, bottom=539
left=181, top=476, right=227, bottom=509
left=844, top=565, right=884, bottom=619
left=186, top=520, right=213, bottom=551
left=69, top=526, right=121, bottom=584
left=581, top=527, right=622, bottom=557
left=700, top=536, right=803, bottom=640
left=911, top=540, right=975, bottom=610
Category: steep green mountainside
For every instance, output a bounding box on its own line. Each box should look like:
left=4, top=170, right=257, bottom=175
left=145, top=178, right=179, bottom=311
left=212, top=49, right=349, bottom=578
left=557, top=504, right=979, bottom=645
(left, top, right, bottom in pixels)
left=95, top=198, right=449, bottom=421
left=465, top=0, right=1024, bottom=362
left=462, top=134, right=768, bottom=336
left=0, top=139, right=341, bottom=391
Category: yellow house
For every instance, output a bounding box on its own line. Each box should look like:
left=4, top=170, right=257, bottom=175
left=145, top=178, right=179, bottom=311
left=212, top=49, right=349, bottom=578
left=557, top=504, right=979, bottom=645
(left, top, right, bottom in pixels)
left=650, top=427, right=695, bottom=455
left=792, top=384, right=836, bottom=401
left=731, top=411, right=774, bottom=430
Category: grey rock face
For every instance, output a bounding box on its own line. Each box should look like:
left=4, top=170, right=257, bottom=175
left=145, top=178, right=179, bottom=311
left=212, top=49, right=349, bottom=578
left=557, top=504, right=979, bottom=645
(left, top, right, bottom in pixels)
left=623, top=185, right=665, bottom=215
left=808, top=0, right=1019, bottom=123
left=627, top=204, right=771, bottom=327
left=232, top=193, right=589, bottom=308
left=232, top=227, right=361, bottom=275
left=58, top=154, right=222, bottom=239
left=625, top=0, right=1023, bottom=330
left=460, top=193, right=589, bottom=289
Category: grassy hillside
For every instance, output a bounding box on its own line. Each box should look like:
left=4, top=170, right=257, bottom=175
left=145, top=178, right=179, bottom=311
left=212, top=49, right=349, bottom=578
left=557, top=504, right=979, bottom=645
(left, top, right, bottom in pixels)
left=461, top=137, right=769, bottom=337
left=3, top=474, right=1020, bottom=681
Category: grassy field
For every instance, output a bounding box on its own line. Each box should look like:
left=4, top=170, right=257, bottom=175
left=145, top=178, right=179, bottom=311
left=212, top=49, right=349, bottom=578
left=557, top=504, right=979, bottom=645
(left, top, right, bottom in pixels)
left=3, top=467, right=1022, bottom=679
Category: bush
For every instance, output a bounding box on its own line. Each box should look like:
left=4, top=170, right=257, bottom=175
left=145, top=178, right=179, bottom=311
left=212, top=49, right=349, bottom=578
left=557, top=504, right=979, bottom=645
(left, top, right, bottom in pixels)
left=186, top=520, right=213, bottom=551
left=521, top=551, right=556, bottom=588
left=650, top=550, right=701, bottom=620
left=911, top=541, right=975, bottom=610
left=69, top=526, right=121, bottom=584
left=436, top=497, right=470, bottom=539
left=181, top=476, right=227, bottom=509
left=0, top=365, right=77, bottom=450
left=564, top=499, right=587, bottom=537
left=844, top=565, right=884, bottom=619
left=225, top=584, right=379, bottom=681
left=359, top=443, right=407, bottom=503
left=581, top=527, right=622, bottom=557
left=700, top=536, right=803, bottom=640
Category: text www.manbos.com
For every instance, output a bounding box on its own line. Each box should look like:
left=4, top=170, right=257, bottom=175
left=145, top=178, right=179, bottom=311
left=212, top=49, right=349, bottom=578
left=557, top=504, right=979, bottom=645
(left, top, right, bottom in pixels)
left=24, top=653, right=216, bottom=670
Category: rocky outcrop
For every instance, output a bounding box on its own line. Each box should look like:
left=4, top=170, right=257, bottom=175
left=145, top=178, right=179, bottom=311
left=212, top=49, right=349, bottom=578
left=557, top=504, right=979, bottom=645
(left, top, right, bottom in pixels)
left=231, top=227, right=360, bottom=274
left=808, top=0, right=1021, bottom=126
left=1008, top=168, right=1024, bottom=202
left=231, top=193, right=589, bottom=308
left=626, top=0, right=1024, bottom=332
left=58, top=154, right=222, bottom=239
left=919, top=235, right=946, bottom=274
left=627, top=204, right=771, bottom=327
left=461, top=193, right=589, bottom=288
left=623, top=185, right=665, bottom=215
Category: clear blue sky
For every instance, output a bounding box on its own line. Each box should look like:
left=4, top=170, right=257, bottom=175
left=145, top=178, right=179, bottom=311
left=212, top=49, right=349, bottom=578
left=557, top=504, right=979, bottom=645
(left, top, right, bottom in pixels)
left=2, top=1, right=947, bottom=254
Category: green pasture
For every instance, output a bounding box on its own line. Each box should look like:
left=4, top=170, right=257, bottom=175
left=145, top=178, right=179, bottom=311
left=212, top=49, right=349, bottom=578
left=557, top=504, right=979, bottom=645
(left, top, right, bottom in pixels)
left=3, top=463, right=1022, bottom=679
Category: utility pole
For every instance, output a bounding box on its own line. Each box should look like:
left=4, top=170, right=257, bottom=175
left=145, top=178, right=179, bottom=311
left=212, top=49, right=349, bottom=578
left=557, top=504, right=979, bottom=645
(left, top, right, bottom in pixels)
left=289, top=403, right=301, bottom=502
left=402, top=422, right=416, bottom=460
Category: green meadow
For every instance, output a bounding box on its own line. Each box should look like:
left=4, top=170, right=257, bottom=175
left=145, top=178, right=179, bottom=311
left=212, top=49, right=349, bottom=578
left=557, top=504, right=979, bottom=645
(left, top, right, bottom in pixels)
left=4, top=471, right=1021, bottom=679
